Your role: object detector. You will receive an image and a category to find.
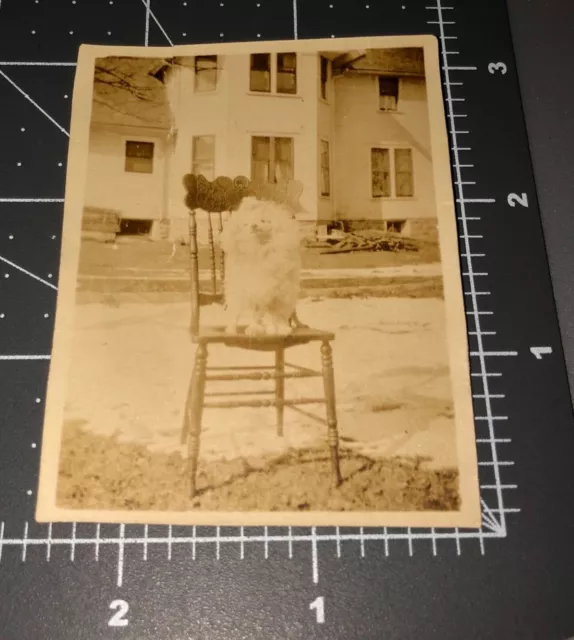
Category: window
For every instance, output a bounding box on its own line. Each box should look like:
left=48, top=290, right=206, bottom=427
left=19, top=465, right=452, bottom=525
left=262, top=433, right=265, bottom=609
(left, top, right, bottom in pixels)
left=125, top=141, right=154, bottom=173
left=371, top=148, right=391, bottom=197
left=320, top=56, right=329, bottom=100
left=249, top=53, right=298, bottom=94
left=251, top=136, right=294, bottom=184
left=371, top=147, right=414, bottom=198
left=194, top=55, right=218, bottom=92
left=394, top=148, right=414, bottom=197
left=386, top=220, right=406, bottom=234
left=320, top=140, right=330, bottom=196
left=378, top=76, right=399, bottom=111
left=250, top=53, right=271, bottom=92
left=277, top=52, right=297, bottom=94
left=192, top=135, right=215, bottom=180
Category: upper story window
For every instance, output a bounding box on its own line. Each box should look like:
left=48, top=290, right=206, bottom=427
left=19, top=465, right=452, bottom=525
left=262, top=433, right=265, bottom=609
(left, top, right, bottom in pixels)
left=378, top=76, right=399, bottom=111
left=194, top=55, right=218, bottom=92
left=125, top=141, right=154, bottom=174
left=250, top=53, right=271, bottom=92
left=320, top=56, right=329, bottom=100
left=249, top=53, right=297, bottom=94
left=277, top=53, right=297, bottom=94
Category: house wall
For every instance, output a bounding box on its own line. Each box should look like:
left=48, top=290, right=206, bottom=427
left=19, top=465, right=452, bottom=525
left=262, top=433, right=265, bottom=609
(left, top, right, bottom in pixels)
left=165, top=53, right=321, bottom=232
left=223, top=52, right=320, bottom=220
left=317, top=56, right=335, bottom=223
left=333, top=74, right=436, bottom=227
left=85, top=124, right=168, bottom=220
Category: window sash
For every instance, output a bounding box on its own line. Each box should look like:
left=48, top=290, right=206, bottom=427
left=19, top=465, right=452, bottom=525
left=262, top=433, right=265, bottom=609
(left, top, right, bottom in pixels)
left=320, top=56, right=328, bottom=100
left=378, top=76, right=399, bottom=111
left=251, top=136, right=294, bottom=184
left=320, top=140, right=330, bottom=196
left=192, top=136, right=215, bottom=180
left=371, top=148, right=391, bottom=197
left=394, top=148, right=414, bottom=197
left=125, top=141, right=154, bottom=173
left=274, top=137, right=294, bottom=182
left=250, top=53, right=271, bottom=92
left=194, top=55, right=218, bottom=92
left=371, top=147, right=414, bottom=198
left=277, top=52, right=297, bottom=94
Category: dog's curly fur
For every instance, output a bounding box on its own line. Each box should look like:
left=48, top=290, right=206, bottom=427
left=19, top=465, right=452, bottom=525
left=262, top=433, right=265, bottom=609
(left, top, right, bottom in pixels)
left=219, top=196, right=302, bottom=336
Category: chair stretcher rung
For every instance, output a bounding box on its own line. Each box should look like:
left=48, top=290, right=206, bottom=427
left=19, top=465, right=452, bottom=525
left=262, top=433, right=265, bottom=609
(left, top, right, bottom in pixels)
left=207, top=365, right=273, bottom=371
left=205, top=370, right=320, bottom=381
left=202, top=397, right=326, bottom=409
left=205, top=389, right=275, bottom=397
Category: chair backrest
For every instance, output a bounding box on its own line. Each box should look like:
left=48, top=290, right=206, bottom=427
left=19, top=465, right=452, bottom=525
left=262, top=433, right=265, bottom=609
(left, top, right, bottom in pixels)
left=184, top=174, right=304, bottom=336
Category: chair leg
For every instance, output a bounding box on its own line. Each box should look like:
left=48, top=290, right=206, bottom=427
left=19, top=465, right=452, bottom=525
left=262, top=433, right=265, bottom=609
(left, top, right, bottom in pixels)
left=188, top=343, right=208, bottom=498
left=180, top=362, right=197, bottom=446
left=320, top=340, right=343, bottom=487
left=275, top=347, right=285, bottom=436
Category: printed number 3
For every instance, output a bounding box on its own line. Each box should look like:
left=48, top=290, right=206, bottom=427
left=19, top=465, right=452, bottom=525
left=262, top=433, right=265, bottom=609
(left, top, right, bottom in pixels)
left=109, top=600, right=129, bottom=627
left=488, top=62, right=507, bottom=74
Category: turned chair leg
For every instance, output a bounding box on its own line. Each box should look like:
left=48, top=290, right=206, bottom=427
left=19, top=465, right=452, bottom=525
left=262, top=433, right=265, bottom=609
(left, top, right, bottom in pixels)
left=320, top=340, right=343, bottom=487
left=275, top=347, right=285, bottom=436
left=187, top=343, right=208, bottom=498
left=180, top=362, right=197, bottom=446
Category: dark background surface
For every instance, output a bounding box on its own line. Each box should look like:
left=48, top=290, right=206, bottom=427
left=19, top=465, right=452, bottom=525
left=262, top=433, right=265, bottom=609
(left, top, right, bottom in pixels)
left=506, top=0, right=574, bottom=401
left=0, top=0, right=573, bottom=638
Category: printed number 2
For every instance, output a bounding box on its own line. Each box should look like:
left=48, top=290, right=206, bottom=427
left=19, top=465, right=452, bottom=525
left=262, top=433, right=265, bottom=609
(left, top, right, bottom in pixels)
left=310, top=596, right=325, bottom=624
left=488, top=62, right=507, bottom=74
left=108, top=600, right=129, bottom=627
left=507, top=193, right=529, bottom=208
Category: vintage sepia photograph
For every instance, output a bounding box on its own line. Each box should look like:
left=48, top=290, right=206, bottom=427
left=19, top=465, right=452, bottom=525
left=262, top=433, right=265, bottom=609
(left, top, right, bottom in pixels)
left=35, top=35, right=481, bottom=528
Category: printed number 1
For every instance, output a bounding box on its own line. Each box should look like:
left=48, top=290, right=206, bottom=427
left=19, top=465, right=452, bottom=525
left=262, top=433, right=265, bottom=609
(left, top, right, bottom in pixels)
left=531, top=346, right=552, bottom=360
left=108, top=600, right=129, bottom=627
left=310, top=596, right=325, bottom=624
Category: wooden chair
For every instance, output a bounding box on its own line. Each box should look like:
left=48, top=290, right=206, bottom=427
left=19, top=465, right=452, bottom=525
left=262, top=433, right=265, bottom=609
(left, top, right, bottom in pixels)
left=180, top=174, right=343, bottom=498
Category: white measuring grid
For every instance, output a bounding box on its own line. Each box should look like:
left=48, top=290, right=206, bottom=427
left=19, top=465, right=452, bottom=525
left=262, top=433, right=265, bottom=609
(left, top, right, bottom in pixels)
left=0, top=0, right=520, bottom=589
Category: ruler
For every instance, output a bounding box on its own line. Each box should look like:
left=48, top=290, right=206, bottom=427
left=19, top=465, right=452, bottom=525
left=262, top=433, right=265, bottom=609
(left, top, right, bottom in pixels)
left=1, top=1, right=574, bottom=638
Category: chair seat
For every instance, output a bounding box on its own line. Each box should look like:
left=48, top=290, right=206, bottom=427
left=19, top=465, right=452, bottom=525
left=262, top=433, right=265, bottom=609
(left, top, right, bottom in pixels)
left=192, top=325, right=335, bottom=351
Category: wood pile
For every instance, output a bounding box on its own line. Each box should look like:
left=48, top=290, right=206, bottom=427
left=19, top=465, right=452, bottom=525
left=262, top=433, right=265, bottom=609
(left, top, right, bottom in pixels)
left=319, top=229, right=421, bottom=254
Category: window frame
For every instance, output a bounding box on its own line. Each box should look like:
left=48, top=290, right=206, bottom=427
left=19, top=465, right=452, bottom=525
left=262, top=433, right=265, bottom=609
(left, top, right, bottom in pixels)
left=377, top=75, right=400, bottom=112
left=124, top=140, right=155, bottom=174
left=251, top=135, right=295, bottom=185
left=194, top=55, right=219, bottom=93
left=319, top=138, right=331, bottom=197
left=320, top=56, right=330, bottom=102
left=370, top=146, right=415, bottom=199
left=191, top=134, right=216, bottom=181
left=249, top=53, right=298, bottom=95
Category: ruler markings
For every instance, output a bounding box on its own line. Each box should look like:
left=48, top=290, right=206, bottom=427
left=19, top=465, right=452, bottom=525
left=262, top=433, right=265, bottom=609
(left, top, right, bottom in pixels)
left=0, top=529, right=511, bottom=547
left=117, top=524, right=125, bottom=588
left=22, top=521, right=28, bottom=562
left=435, top=0, right=510, bottom=537
left=311, top=527, right=319, bottom=584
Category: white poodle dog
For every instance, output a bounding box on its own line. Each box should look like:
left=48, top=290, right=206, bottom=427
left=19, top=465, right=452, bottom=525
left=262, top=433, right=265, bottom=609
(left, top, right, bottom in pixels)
left=219, top=196, right=302, bottom=336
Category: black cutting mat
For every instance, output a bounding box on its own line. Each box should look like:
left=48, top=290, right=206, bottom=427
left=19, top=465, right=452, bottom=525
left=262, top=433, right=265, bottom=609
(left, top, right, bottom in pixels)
left=1, top=1, right=574, bottom=638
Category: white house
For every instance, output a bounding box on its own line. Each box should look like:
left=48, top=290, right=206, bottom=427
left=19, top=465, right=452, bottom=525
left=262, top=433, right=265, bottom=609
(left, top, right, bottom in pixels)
left=85, top=47, right=438, bottom=243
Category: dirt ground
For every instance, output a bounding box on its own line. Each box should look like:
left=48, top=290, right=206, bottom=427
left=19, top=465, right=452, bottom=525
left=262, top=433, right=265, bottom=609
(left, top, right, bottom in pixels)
left=77, top=237, right=441, bottom=277
left=57, top=420, right=460, bottom=513
left=53, top=290, right=463, bottom=515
